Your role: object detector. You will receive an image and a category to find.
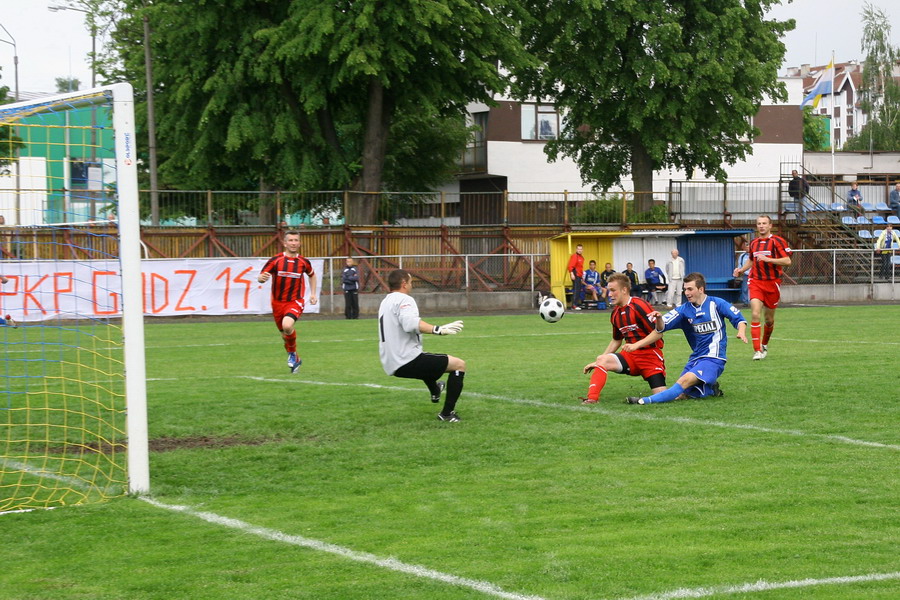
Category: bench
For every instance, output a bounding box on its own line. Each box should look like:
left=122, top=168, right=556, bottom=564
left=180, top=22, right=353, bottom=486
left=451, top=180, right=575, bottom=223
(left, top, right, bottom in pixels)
left=703, top=277, right=741, bottom=303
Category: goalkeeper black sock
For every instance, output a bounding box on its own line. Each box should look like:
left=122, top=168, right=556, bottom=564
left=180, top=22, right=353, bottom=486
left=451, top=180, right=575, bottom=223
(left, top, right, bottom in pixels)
left=442, top=370, right=465, bottom=414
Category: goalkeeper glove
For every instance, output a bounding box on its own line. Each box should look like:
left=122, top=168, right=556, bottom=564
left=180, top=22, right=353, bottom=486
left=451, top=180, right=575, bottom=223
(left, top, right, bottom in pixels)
left=433, top=320, right=464, bottom=335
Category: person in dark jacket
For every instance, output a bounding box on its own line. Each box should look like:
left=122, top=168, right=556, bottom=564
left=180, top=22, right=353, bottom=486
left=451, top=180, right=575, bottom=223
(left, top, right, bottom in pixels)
left=342, top=257, right=360, bottom=319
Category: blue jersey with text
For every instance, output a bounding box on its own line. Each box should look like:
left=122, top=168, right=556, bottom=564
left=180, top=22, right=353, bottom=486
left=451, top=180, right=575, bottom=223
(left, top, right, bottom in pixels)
left=661, top=295, right=746, bottom=362
left=583, top=269, right=601, bottom=287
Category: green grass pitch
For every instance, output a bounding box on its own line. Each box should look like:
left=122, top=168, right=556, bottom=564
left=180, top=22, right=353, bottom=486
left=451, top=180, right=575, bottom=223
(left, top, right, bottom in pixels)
left=2, top=305, right=899, bottom=599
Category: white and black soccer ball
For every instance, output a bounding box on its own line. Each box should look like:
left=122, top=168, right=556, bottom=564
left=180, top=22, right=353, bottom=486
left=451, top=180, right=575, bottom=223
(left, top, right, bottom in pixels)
left=539, top=297, right=566, bottom=323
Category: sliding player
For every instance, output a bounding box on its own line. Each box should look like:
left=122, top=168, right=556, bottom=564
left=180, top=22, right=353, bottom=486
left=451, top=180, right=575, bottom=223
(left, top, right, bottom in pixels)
left=0, top=275, right=15, bottom=328
left=733, top=215, right=792, bottom=360
left=258, top=231, right=318, bottom=373
left=625, top=272, right=747, bottom=405
left=579, top=274, right=666, bottom=404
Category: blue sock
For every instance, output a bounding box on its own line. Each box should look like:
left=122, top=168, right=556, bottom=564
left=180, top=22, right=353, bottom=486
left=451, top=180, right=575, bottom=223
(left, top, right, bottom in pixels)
left=644, top=383, right=685, bottom=404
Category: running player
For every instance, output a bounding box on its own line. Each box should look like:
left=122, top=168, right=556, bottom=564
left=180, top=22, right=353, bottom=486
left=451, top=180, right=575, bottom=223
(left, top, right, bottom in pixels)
left=732, top=215, right=792, bottom=360
left=258, top=231, right=318, bottom=373
left=625, top=272, right=747, bottom=405
left=579, top=273, right=666, bottom=404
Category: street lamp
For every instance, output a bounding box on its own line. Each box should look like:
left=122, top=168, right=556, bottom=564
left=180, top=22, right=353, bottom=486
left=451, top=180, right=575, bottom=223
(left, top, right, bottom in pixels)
left=0, top=22, right=18, bottom=101
left=49, top=3, right=96, bottom=88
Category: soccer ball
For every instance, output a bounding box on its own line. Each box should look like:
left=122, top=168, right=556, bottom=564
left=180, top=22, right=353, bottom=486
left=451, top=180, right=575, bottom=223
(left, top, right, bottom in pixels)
left=539, top=297, right=566, bottom=323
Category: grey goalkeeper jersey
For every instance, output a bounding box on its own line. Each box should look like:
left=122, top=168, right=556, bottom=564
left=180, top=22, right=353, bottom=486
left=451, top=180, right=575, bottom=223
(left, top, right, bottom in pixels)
left=378, top=291, right=424, bottom=375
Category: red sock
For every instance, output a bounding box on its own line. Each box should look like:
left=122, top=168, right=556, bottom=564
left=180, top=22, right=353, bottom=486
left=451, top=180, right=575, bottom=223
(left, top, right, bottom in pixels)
left=283, top=331, right=297, bottom=353
left=763, top=323, right=774, bottom=346
left=587, top=367, right=608, bottom=401
left=751, top=322, right=761, bottom=352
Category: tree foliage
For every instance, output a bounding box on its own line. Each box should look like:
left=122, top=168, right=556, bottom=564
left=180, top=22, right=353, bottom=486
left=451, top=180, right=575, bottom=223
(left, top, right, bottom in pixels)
left=842, top=2, right=900, bottom=152
left=802, top=107, right=830, bottom=151
left=518, top=0, right=792, bottom=210
left=103, top=0, right=532, bottom=224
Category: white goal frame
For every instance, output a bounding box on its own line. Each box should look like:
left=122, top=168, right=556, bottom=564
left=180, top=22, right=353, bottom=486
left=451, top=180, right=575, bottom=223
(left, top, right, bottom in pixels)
left=0, top=83, right=149, bottom=496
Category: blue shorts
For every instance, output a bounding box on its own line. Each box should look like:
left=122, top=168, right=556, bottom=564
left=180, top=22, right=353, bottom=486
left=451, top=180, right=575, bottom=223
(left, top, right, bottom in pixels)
left=680, top=357, right=726, bottom=398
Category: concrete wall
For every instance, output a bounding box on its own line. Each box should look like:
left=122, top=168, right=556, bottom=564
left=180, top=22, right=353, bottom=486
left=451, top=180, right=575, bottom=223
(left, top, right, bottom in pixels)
left=325, top=283, right=899, bottom=317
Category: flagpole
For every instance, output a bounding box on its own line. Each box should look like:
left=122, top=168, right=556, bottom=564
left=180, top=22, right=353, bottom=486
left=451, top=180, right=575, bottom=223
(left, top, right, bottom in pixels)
left=831, top=51, right=835, bottom=176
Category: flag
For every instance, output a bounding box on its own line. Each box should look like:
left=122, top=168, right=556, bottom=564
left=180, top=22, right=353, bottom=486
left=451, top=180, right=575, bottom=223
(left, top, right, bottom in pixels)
left=801, top=60, right=834, bottom=109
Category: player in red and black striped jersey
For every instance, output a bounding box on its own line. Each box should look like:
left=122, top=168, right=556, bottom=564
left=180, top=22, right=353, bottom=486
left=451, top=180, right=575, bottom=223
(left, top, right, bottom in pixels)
left=732, top=215, right=792, bottom=361
left=579, top=273, right=667, bottom=404
left=258, top=231, right=318, bottom=374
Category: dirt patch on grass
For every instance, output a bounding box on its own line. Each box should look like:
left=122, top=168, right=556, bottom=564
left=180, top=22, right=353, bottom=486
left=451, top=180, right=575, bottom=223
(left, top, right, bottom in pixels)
left=149, top=435, right=272, bottom=452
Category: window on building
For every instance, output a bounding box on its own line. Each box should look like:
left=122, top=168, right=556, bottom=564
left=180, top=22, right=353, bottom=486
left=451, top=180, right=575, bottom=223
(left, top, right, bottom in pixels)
left=521, top=103, right=559, bottom=140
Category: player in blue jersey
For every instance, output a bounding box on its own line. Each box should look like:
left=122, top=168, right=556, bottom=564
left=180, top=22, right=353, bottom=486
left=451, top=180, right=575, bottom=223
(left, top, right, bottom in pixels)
left=623, top=272, right=747, bottom=405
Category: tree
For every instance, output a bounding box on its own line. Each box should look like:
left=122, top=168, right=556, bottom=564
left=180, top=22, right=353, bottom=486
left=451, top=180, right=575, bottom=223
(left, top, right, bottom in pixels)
left=104, top=0, right=532, bottom=224
left=842, top=2, right=900, bottom=152
left=55, top=77, right=81, bottom=93
left=803, top=107, right=830, bottom=151
left=0, top=72, right=23, bottom=172
left=518, top=0, right=792, bottom=212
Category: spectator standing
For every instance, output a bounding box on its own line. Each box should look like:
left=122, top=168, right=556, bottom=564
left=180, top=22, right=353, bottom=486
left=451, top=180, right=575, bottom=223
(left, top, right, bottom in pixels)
left=378, top=269, right=466, bottom=422
left=787, top=169, right=810, bottom=219
left=847, top=181, right=864, bottom=215
left=736, top=241, right=751, bottom=305
left=341, top=257, right=360, bottom=320
left=257, top=231, right=318, bottom=374
left=566, top=244, right=585, bottom=310
left=889, top=182, right=900, bottom=219
left=643, top=259, right=667, bottom=305
left=622, top=262, right=641, bottom=297
left=732, top=215, right=792, bottom=361
left=665, top=249, right=685, bottom=307
left=875, top=225, right=900, bottom=278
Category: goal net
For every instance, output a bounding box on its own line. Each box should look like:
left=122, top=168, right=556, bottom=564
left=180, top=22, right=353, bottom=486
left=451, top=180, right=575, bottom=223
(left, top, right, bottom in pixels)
left=0, top=84, right=148, bottom=513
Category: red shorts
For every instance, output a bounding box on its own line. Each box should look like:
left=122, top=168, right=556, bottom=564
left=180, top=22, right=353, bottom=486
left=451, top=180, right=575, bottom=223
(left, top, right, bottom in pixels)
left=272, top=299, right=304, bottom=328
left=749, top=279, right=781, bottom=309
left=620, top=348, right=666, bottom=380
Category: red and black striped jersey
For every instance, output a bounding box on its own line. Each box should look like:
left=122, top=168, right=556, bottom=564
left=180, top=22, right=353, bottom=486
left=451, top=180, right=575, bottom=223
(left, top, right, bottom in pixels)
left=611, top=297, right=663, bottom=350
left=749, top=235, right=792, bottom=282
left=261, top=253, right=314, bottom=302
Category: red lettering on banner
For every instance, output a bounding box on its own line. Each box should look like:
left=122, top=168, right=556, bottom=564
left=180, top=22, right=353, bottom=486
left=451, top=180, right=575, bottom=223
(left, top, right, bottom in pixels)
left=233, top=266, right=254, bottom=309
left=215, top=267, right=232, bottom=309
left=22, top=275, right=49, bottom=315
left=54, top=272, right=74, bottom=313
left=92, top=271, right=119, bottom=315
left=174, top=270, right=197, bottom=312
left=150, top=272, right=169, bottom=313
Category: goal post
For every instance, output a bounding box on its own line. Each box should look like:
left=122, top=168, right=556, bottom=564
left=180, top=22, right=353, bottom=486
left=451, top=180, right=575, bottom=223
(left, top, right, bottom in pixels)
left=0, top=83, right=149, bottom=512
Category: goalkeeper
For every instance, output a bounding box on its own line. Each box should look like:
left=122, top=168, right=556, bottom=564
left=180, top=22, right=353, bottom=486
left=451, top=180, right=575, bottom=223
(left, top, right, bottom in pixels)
left=0, top=275, right=15, bottom=327
left=378, top=269, right=466, bottom=422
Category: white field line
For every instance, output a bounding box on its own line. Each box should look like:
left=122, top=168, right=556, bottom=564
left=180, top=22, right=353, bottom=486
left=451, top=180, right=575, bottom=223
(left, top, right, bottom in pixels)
left=616, top=571, right=900, bottom=600
left=5, top=455, right=900, bottom=599
left=240, top=376, right=900, bottom=451
left=140, top=497, right=547, bottom=600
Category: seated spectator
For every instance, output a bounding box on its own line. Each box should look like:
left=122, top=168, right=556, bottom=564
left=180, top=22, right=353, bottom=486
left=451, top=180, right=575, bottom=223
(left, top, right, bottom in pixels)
left=582, top=260, right=601, bottom=304
left=847, top=181, right=864, bottom=216
left=644, top=259, right=668, bottom=304
left=599, top=262, right=616, bottom=304
left=622, top=262, right=641, bottom=296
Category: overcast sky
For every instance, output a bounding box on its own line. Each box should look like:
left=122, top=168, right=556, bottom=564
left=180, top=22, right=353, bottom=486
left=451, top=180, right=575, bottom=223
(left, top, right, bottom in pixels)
left=1, top=0, right=899, bottom=98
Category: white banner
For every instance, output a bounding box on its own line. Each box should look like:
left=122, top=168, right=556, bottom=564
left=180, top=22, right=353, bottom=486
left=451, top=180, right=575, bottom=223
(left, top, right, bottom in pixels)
left=0, top=258, right=324, bottom=322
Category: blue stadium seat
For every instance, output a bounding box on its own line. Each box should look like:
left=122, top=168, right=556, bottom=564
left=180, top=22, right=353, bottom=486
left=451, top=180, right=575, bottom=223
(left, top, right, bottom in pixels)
left=876, top=202, right=891, bottom=211
left=873, top=229, right=884, bottom=238
left=888, top=215, right=900, bottom=225
left=857, top=215, right=871, bottom=225
left=862, top=202, right=876, bottom=211
left=872, top=215, right=887, bottom=225
left=892, top=256, right=900, bottom=265
left=841, top=216, right=856, bottom=225
left=859, top=230, right=873, bottom=239
left=831, top=203, right=847, bottom=212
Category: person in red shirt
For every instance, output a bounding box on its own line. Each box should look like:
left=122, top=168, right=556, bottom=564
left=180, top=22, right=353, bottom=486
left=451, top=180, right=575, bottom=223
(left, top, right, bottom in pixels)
left=566, top=244, right=585, bottom=310
left=579, top=273, right=666, bottom=403
left=258, top=231, right=318, bottom=373
left=732, top=215, right=792, bottom=360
